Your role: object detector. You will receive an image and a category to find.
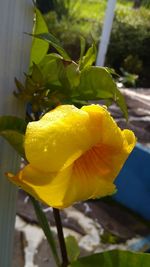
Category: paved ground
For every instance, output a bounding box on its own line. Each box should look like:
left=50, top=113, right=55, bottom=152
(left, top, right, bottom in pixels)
left=110, top=88, right=150, bottom=146
left=13, top=191, right=150, bottom=267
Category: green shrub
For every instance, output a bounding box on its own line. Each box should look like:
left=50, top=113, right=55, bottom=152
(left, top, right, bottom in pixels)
left=106, top=7, right=150, bottom=86
left=44, top=0, right=105, bottom=60
left=44, top=1, right=150, bottom=86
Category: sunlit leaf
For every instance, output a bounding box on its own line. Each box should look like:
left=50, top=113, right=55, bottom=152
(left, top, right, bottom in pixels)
left=39, top=54, right=79, bottom=90
left=115, top=89, right=128, bottom=120
left=105, top=67, right=120, bottom=77
left=39, top=55, right=61, bottom=84
left=66, top=61, right=80, bottom=89
left=75, top=66, right=128, bottom=119
left=71, top=250, right=150, bottom=267
left=30, top=8, right=49, bottom=66
left=57, top=60, right=71, bottom=94
left=32, top=32, right=71, bottom=60
left=79, top=43, right=97, bottom=70
left=65, top=235, right=80, bottom=263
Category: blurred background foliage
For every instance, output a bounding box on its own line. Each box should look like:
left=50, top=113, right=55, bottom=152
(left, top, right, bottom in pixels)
left=14, top=5, right=128, bottom=121
left=36, top=0, right=150, bottom=88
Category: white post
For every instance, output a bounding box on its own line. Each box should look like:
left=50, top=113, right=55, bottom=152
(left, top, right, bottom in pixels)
left=0, top=1, right=33, bottom=266
left=96, top=0, right=117, bottom=66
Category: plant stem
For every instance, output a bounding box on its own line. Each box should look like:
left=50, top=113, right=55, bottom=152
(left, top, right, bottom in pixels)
left=53, top=208, right=69, bottom=267
left=30, top=197, right=60, bottom=267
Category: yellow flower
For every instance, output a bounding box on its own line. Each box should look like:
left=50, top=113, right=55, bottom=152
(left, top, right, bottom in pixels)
left=8, top=105, right=136, bottom=208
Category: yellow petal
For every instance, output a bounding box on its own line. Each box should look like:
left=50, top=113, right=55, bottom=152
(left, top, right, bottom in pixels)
left=63, top=129, right=135, bottom=204
left=7, top=104, right=136, bottom=209
left=82, top=105, right=124, bottom=149
left=122, top=129, right=137, bottom=154
left=25, top=105, right=102, bottom=173
left=7, top=164, right=73, bottom=208
left=7, top=146, right=117, bottom=209
left=7, top=127, right=135, bottom=209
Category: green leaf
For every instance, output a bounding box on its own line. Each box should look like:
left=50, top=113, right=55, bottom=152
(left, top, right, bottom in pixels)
left=39, top=54, right=80, bottom=90
left=75, top=66, right=128, bottom=119
left=25, top=74, right=37, bottom=94
left=79, top=36, right=86, bottom=60
left=70, top=250, right=150, bottom=267
left=65, top=236, right=80, bottom=263
left=40, top=55, right=70, bottom=91
left=79, top=43, right=97, bottom=70
left=0, top=116, right=27, bottom=134
left=39, top=54, right=60, bottom=84
left=57, top=60, right=71, bottom=94
left=31, top=63, right=44, bottom=86
left=39, top=53, right=63, bottom=66
left=14, top=78, right=25, bottom=93
left=30, top=197, right=60, bottom=267
left=1, top=131, right=25, bottom=157
left=0, top=116, right=27, bottom=157
left=30, top=8, right=49, bottom=66
left=105, top=67, right=120, bottom=77
left=65, top=61, right=80, bottom=89
left=32, top=32, right=71, bottom=60
left=115, top=89, right=128, bottom=120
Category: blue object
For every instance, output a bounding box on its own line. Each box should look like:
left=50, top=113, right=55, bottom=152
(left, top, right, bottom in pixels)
left=114, top=143, right=150, bottom=220
left=128, top=235, right=150, bottom=252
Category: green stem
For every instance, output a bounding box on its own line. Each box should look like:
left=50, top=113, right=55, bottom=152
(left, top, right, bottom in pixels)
left=30, top=196, right=60, bottom=267
left=53, top=208, right=69, bottom=267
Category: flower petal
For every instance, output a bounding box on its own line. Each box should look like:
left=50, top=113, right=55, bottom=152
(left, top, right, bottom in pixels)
left=7, top=104, right=136, bottom=209
left=25, top=105, right=103, bottom=173
left=7, top=149, right=116, bottom=209
left=82, top=105, right=124, bottom=149
left=7, top=128, right=135, bottom=209
left=122, top=129, right=137, bottom=154
left=7, top=164, right=73, bottom=208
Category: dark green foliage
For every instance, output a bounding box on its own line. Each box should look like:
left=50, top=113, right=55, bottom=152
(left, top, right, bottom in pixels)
left=0, top=116, right=27, bottom=157
left=141, top=0, right=150, bottom=8
left=123, top=55, right=143, bottom=75
left=107, top=7, right=150, bottom=87
left=36, top=0, right=54, bottom=14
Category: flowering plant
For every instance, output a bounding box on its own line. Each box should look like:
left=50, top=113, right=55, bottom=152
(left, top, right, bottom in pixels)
left=0, top=7, right=149, bottom=267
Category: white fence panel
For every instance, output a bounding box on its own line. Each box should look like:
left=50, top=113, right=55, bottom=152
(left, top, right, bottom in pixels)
left=0, top=1, right=33, bottom=266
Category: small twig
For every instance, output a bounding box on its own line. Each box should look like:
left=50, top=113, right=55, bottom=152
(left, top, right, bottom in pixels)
left=53, top=208, right=69, bottom=267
